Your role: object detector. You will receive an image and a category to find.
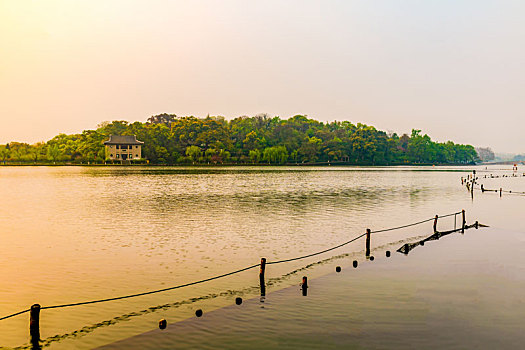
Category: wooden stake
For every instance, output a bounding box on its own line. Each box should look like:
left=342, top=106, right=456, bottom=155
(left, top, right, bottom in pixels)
left=259, top=258, right=266, bottom=297
left=30, top=304, right=40, bottom=347
left=365, top=229, right=371, bottom=258
left=259, top=258, right=266, bottom=278
left=433, top=215, right=438, bottom=233
left=461, top=210, right=466, bottom=233
left=301, top=276, right=308, bottom=296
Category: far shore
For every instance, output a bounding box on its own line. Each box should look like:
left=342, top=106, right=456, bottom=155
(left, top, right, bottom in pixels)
left=0, top=161, right=483, bottom=167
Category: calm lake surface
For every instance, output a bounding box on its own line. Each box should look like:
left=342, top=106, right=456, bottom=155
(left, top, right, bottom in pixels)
left=1, top=165, right=524, bottom=349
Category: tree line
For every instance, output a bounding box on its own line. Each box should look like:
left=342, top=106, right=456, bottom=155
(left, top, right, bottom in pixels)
left=0, top=113, right=479, bottom=165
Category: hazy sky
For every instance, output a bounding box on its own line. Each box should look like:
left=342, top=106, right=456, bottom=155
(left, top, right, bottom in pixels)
left=1, top=0, right=524, bottom=152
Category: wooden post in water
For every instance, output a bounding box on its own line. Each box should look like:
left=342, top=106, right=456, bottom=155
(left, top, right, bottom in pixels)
left=433, top=215, right=438, bottom=233
left=365, top=229, right=371, bottom=258
left=30, top=304, right=40, bottom=348
left=481, top=184, right=485, bottom=192
left=461, top=210, right=466, bottom=233
left=259, top=258, right=266, bottom=297
left=500, top=188, right=502, bottom=197
left=301, top=276, right=308, bottom=296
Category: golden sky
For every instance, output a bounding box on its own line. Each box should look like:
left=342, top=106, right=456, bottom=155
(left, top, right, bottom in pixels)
left=1, top=0, right=524, bottom=152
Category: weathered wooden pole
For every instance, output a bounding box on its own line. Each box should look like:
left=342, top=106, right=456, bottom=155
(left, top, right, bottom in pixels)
left=500, top=188, right=502, bottom=197
left=461, top=210, right=466, bottom=233
left=365, top=229, right=371, bottom=258
left=301, top=276, right=308, bottom=296
left=481, top=184, right=485, bottom=192
left=259, top=258, right=266, bottom=296
left=475, top=221, right=479, bottom=229
left=30, top=304, right=40, bottom=347
left=433, top=215, right=438, bottom=233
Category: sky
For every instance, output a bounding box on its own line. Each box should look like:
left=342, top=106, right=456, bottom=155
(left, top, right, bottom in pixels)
left=1, top=0, right=524, bottom=153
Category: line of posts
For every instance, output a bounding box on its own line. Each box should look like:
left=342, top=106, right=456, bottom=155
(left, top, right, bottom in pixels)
left=27, top=211, right=468, bottom=348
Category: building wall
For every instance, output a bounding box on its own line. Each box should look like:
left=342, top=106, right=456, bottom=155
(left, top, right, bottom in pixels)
left=105, top=145, right=142, bottom=160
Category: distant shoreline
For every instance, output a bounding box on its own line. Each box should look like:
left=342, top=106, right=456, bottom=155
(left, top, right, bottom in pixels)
left=0, top=162, right=479, bottom=167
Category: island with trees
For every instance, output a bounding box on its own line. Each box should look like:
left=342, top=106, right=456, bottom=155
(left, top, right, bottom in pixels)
left=0, top=114, right=479, bottom=165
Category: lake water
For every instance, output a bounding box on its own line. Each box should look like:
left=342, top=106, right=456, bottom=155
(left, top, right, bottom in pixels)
left=0, top=165, right=524, bottom=349
left=99, top=227, right=525, bottom=350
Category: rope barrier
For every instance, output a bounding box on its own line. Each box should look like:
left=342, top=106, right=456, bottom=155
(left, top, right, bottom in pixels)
left=470, top=183, right=525, bottom=196
left=0, top=309, right=31, bottom=322
left=0, top=210, right=463, bottom=322
left=462, top=170, right=525, bottom=196
left=397, top=222, right=483, bottom=255
left=481, top=173, right=525, bottom=179
left=482, top=188, right=525, bottom=195
left=267, top=233, right=367, bottom=265
left=370, top=211, right=461, bottom=234
left=41, top=264, right=260, bottom=311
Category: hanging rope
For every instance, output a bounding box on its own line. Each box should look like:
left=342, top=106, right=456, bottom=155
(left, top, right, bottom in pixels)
left=0, top=210, right=463, bottom=321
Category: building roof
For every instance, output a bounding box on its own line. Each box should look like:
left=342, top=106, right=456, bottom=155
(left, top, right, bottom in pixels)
left=103, top=135, right=144, bottom=145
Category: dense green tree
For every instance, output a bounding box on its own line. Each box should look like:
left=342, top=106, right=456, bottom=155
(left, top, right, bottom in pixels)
left=186, top=145, right=201, bottom=164
left=147, top=113, right=177, bottom=126
left=263, top=146, right=288, bottom=164
left=0, top=145, right=10, bottom=164
left=0, top=114, right=479, bottom=165
left=47, top=144, right=61, bottom=164
left=29, top=142, right=47, bottom=163
left=249, top=149, right=261, bottom=163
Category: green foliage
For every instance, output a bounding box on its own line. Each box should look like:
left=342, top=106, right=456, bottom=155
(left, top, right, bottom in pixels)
left=263, top=146, right=289, bottom=164
left=47, top=144, right=61, bottom=164
left=0, top=145, right=10, bottom=164
left=185, top=145, right=201, bottom=164
left=0, top=114, right=479, bottom=165
left=249, top=149, right=261, bottom=163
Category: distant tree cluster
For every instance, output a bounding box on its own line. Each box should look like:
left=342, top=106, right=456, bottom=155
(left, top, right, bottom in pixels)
left=512, top=154, right=525, bottom=162
left=0, top=113, right=479, bottom=165
left=475, top=147, right=495, bottom=162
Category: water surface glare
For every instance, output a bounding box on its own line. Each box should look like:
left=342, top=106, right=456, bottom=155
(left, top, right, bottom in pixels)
left=0, top=165, right=523, bottom=349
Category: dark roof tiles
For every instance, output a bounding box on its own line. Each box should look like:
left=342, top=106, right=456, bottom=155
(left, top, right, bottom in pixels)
left=104, top=135, right=144, bottom=145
